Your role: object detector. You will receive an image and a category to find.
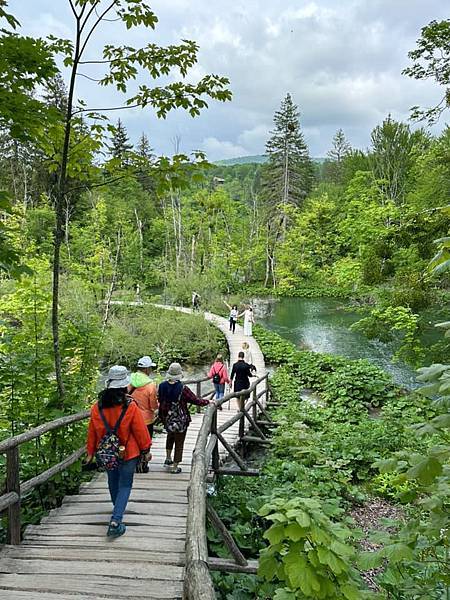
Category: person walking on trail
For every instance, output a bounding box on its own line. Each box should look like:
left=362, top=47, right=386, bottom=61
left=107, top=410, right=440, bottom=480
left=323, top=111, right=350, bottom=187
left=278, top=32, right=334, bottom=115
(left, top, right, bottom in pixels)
left=86, top=365, right=151, bottom=538
left=240, top=305, right=255, bottom=336
left=158, top=362, right=210, bottom=474
left=230, top=352, right=255, bottom=395
left=223, top=300, right=239, bottom=333
left=208, top=354, right=230, bottom=400
left=128, top=356, right=158, bottom=473
left=241, top=341, right=256, bottom=373
left=192, top=291, right=201, bottom=312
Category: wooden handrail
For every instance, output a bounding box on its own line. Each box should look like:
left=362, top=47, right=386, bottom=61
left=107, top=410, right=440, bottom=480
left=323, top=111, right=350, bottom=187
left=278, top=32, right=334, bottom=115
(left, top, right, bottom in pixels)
left=184, top=372, right=270, bottom=599
left=0, top=410, right=90, bottom=453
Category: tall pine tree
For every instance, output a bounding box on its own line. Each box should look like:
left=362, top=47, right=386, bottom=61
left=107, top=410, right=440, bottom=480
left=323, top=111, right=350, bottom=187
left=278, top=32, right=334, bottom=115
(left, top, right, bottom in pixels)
left=136, top=132, right=153, bottom=160
left=135, top=132, right=154, bottom=192
left=324, top=128, right=351, bottom=183
left=260, top=93, right=314, bottom=287
left=262, top=93, right=314, bottom=208
left=108, top=118, right=133, bottom=165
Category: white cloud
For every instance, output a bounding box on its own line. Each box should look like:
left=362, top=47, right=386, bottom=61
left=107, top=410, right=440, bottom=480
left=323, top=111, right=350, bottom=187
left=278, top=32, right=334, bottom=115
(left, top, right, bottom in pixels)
left=8, top=0, right=449, bottom=161
left=201, top=136, right=247, bottom=161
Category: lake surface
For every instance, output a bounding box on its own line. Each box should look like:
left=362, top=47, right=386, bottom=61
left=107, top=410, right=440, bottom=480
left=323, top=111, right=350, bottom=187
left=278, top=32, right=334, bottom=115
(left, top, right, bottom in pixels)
left=256, top=297, right=420, bottom=388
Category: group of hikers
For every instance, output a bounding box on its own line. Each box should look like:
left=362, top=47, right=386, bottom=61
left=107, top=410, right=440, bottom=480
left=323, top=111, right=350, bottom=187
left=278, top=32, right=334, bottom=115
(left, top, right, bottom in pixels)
left=223, top=300, right=255, bottom=336
left=85, top=342, right=257, bottom=538
left=191, top=293, right=256, bottom=336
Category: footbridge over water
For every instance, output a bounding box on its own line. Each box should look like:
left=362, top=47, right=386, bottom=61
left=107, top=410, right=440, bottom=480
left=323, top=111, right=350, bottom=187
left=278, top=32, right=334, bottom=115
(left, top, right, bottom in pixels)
left=0, top=308, right=273, bottom=599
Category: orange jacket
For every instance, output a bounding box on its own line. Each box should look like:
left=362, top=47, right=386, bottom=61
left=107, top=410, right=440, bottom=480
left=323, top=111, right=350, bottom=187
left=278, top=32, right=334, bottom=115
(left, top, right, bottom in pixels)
left=87, top=400, right=151, bottom=461
left=129, top=382, right=158, bottom=425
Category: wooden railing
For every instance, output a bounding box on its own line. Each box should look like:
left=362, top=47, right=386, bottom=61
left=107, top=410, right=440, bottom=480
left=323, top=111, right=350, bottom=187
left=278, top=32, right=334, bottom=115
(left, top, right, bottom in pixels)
left=185, top=372, right=271, bottom=600
left=0, top=410, right=90, bottom=544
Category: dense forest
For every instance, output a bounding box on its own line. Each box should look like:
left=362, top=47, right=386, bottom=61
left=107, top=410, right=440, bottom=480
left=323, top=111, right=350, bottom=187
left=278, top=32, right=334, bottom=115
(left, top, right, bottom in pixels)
left=0, top=0, right=449, bottom=598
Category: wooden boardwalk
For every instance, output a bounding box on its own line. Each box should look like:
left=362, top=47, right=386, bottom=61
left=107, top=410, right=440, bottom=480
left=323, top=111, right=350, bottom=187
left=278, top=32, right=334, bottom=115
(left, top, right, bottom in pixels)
left=0, top=310, right=266, bottom=599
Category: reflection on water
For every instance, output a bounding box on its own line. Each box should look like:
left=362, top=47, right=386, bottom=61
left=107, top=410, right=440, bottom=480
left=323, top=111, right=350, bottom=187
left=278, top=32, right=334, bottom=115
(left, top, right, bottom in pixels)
left=257, top=297, right=419, bottom=389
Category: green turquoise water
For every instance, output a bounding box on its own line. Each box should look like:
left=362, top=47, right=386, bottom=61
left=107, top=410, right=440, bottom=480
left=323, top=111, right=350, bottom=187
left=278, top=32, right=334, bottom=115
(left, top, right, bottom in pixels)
left=257, top=297, right=421, bottom=388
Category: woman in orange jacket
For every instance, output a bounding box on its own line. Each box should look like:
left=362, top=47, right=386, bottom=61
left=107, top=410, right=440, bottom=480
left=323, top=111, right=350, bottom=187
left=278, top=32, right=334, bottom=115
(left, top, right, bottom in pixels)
left=86, top=365, right=151, bottom=537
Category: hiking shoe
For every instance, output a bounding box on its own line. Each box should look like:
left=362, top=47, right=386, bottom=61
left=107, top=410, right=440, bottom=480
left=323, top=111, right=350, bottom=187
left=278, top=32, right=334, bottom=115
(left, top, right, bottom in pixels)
left=170, top=467, right=182, bottom=474
left=164, top=458, right=173, bottom=466
left=107, top=522, right=126, bottom=538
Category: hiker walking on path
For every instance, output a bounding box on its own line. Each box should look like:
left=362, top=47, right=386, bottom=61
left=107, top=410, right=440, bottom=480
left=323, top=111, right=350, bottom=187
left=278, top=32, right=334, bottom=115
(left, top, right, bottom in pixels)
left=240, top=305, right=254, bottom=336
left=192, top=291, right=201, bottom=312
left=208, top=354, right=230, bottom=400
left=158, top=362, right=210, bottom=474
left=241, top=341, right=256, bottom=373
left=86, top=365, right=151, bottom=538
left=230, top=352, right=255, bottom=395
left=129, top=356, right=158, bottom=473
left=223, top=300, right=239, bottom=333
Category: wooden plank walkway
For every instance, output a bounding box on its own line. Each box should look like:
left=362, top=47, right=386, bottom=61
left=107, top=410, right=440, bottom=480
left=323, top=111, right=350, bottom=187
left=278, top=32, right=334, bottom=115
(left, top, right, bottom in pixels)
left=0, top=310, right=266, bottom=599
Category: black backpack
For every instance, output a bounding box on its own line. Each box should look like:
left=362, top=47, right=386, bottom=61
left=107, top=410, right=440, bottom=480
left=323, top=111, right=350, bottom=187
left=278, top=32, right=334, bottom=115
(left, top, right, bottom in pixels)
left=212, top=364, right=224, bottom=384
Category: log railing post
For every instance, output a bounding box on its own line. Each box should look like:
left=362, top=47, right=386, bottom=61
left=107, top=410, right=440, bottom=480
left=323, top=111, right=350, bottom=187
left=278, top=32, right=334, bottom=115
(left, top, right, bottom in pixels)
left=196, top=381, right=202, bottom=413
left=265, top=374, right=270, bottom=406
left=252, top=388, right=257, bottom=424
left=211, top=410, right=220, bottom=474
left=6, top=446, right=21, bottom=545
left=238, top=395, right=246, bottom=457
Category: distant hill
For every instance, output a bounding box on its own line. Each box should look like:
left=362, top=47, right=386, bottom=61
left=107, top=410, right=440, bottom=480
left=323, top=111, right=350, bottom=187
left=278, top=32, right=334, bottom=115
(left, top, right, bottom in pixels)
left=215, top=155, right=327, bottom=166
left=215, top=155, right=267, bottom=166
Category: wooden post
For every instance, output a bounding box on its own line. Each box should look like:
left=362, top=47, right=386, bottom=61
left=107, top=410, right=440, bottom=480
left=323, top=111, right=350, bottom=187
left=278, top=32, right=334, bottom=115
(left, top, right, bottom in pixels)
left=207, top=503, right=247, bottom=566
left=265, top=375, right=270, bottom=407
left=238, top=395, right=245, bottom=458
left=6, top=446, right=21, bottom=545
left=196, top=381, right=202, bottom=413
left=252, top=388, right=257, bottom=423
left=211, top=411, right=220, bottom=474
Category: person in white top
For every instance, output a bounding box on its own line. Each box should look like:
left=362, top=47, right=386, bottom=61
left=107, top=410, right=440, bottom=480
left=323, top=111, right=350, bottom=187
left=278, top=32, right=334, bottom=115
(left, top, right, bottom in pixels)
left=241, top=341, right=253, bottom=366
left=240, top=306, right=254, bottom=336
left=241, top=341, right=256, bottom=373
left=223, top=300, right=239, bottom=333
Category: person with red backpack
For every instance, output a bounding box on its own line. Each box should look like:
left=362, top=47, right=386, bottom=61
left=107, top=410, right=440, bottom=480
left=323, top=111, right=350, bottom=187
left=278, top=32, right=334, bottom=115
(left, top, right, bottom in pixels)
left=86, top=365, right=151, bottom=538
left=208, top=354, right=230, bottom=400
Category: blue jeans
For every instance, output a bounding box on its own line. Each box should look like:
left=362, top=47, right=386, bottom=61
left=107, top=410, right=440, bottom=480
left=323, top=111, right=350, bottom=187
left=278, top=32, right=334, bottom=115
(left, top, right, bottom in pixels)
left=107, top=457, right=138, bottom=523
left=214, top=383, right=225, bottom=399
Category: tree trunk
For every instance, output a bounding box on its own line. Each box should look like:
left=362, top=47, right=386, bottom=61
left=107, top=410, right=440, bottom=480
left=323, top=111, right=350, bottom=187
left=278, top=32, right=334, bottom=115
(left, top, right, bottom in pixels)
left=102, top=228, right=121, bottom=333
left=51, top=13, right=81, bottom=401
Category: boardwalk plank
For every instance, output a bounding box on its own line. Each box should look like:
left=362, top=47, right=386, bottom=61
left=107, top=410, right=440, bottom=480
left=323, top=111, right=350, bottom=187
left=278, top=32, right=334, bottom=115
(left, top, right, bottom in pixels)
left=41, top=513, right=186, bottom=528
left=2, top=545, right=185, bottom=565
left=0, top=558, right=184, bottom=580
left=24, top=524, right=186, bottom=538
left=21, top=537, right=185, bottom=552
left=0, top=574, right=182, bottom=598
left=55, top=501, right=187, bottom=517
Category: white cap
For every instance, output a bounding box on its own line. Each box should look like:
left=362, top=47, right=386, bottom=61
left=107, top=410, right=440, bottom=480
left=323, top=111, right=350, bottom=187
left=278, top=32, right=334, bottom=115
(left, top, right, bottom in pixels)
left=137, top=356, right=156, bottom=368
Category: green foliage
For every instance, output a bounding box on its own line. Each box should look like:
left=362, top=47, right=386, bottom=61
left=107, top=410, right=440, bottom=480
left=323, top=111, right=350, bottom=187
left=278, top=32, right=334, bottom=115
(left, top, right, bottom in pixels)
left=370, top=471, right=418, bottom=503
left=0, top=192, right=31, bottom=276
left=351, top=305, right=424, bottom=365
left=369, top=315, right=450, bottom=596
left=102, top=304, right=226, bottom=368
left=258, top=497, right=369, bottom=599
left=211, top=326, right=435, bottom=598
left=403, top=19, right=450, bottom=124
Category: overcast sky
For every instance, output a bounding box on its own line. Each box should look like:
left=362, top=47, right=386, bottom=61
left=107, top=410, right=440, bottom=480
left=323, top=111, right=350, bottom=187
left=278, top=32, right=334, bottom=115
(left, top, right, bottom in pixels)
left=9, top=0, right=449, bottom=160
